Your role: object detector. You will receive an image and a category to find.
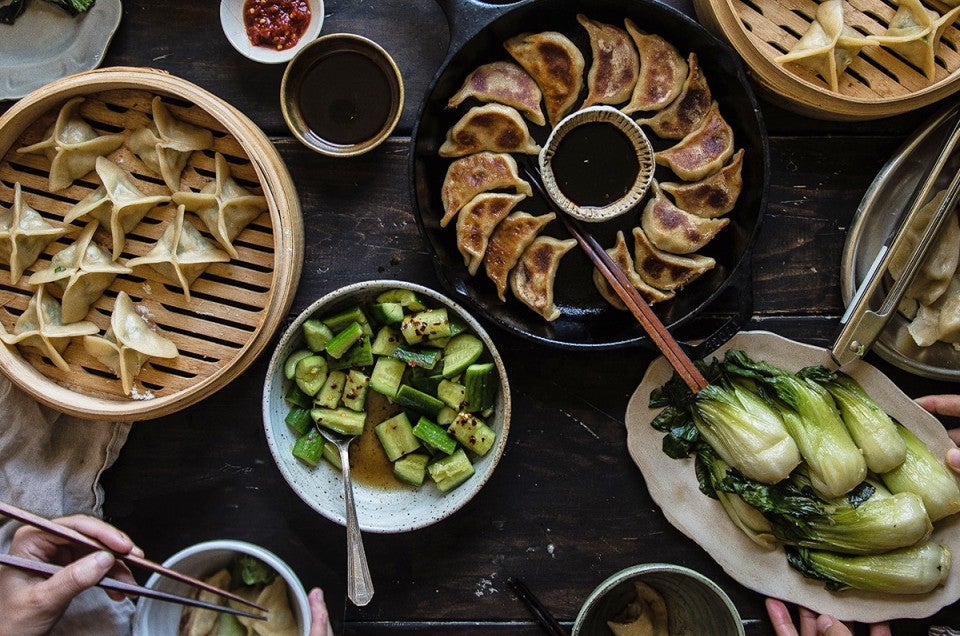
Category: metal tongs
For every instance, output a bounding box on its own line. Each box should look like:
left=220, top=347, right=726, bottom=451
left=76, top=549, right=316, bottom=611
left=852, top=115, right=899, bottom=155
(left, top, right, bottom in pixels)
left=832, top=115, right=960, bottom=367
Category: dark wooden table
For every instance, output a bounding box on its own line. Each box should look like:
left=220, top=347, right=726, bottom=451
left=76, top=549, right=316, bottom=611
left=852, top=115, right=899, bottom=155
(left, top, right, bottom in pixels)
left=4, top=0, right=958, bottom=633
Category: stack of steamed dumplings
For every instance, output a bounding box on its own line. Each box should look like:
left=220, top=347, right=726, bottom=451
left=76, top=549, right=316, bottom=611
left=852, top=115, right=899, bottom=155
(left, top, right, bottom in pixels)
left=0, top=96, right=268, bottom=396
left=438, top=14, right=744, bottom=321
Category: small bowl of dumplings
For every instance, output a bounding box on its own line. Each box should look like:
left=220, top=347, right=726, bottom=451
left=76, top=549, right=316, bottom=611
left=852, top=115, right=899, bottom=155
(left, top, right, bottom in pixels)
left=132, top=539, right=311, bottom=636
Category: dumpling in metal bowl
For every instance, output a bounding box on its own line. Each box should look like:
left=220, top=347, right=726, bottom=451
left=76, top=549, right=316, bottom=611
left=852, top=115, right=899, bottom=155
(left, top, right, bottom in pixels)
left=505, top=31, right=585, bottom=127
left=636, top=53, right=711, bottom=140
left=622, top=21, right=688, bottom=114
left=577, top=14, right=640, bottom=108
left=439, top=104, right=542, bottom=157
left=655, top=102, right=735, bottom=182
left=509, top=235, right=577, bottom=321
left=483, top=211, right=555, bottom=301
left=640, top=181, right=729, bottom=254
left=440, top=152, right=533, bottom=227
left=456, top=192, right=526, bottom=276
left=660, top=148, right=744, bottom=219
left=889, top=188, right=960, bottom=306
left=447, top=61, right=546, bottom=127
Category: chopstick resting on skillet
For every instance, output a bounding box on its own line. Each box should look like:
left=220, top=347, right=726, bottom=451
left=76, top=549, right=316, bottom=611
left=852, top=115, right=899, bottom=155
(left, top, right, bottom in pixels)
left=0, top=500, right=268, bottom=617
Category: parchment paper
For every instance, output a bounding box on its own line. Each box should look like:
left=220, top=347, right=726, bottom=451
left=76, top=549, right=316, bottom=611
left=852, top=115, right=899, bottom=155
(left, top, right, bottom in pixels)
left=625, top=331, right=960, bottom=623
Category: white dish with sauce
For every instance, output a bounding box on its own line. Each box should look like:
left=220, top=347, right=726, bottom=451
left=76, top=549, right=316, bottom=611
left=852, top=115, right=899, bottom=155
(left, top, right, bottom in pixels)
left=220, top=0, right=323, bottom=64
left=261, top=280, right=511, bottom=533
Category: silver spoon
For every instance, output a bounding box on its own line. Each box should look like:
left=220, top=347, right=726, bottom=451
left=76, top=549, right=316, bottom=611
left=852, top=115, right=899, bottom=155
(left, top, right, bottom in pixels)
left=316, top=424, right=374, bottom=606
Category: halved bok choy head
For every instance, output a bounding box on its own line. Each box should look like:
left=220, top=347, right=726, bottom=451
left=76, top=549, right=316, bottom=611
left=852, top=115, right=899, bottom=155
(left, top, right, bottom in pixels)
left=881, top=423, right=960, bottom=522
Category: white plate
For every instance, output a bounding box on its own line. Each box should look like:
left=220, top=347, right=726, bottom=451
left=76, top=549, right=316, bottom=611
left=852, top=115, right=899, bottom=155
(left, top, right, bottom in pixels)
left=220, top=0, right=323, bottom=64
left=0, top=0, right=121, bottom=101
left=625, top=331, right=960, bottom=623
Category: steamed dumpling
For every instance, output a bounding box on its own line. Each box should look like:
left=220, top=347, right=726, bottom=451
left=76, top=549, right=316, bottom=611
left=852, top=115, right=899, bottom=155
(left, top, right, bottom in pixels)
left=63, top=157, right=171, bottom=261
left=233, top=577, right=299, bottom=636
left=655, top=102, right=735, bottom=181
left=127, top=96, right=214, bottom=193
left=83, top=291, right=179, bottom=395
left=577, top=14, right=640, bottom=108
left=0, top=182, right=68, bottom=284
left=16, top=97, right=125, bottom=192
left=440, top=152, right=533, bottom=227
left=0, top=286, right=97, bottom=372
left=871, top=0, right=960, bottom=81
left=483, top=211, right=555, bottom=301
left=636, top=53, right=711, bottom=140
left=172, top=152, right=269, bottom=259
left=593, top=231, right=675, bottom=310
left=622, top=21, right=688, bottom=114
left=180, top=569, right=232, bottom=636
left=447, top=61, right=546, bottom=127
left=631, top=225, right=716, bottom=291
left=509, top=236, right=577, bottom=321
left=505, top=31, right=585, bottom=127
left=28, top=221, right=132, bottom=324
left=640, top=181, right=729, bottom=254
left=660, top=148, right=745, bottom=218
left=889, top=189, right=960, bottom=306
left=456, top=192, right=526, bottom=276
left=439, top=104, right=542, bottom=157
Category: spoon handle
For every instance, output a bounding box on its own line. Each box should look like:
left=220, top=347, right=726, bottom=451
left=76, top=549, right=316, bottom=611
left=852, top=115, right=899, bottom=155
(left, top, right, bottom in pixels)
left=338, top=443, right=374, bottom=606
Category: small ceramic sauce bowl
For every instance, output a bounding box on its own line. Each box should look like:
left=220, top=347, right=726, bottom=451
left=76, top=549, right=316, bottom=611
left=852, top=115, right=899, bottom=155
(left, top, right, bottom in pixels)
left=220, top=0, right=324, bottom=64
left=281, top=33, right=404, bottom=157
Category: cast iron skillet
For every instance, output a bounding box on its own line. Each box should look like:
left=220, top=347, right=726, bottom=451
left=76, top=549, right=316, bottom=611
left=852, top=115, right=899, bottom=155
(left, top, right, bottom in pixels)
left=411, top=0, right=770, bottom=350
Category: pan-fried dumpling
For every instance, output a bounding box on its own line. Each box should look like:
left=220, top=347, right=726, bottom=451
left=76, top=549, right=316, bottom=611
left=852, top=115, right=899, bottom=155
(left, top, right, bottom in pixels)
left=871, top=0, right=960, bottom=81
left=172, top=152, right=269, bottom=258
left=775, top=0, right=871, bottom=91
left=483, top=211, right=555, bottom=301
left=889, top=189, right=960, bottom=306
left=439, top=104, right=542, bottom=157
left=640, top=182, right=729, bottom=254
left=127, top=96, right=214, bottom=193
left=637, top=53, right=712, bottom=140
left=577, top=14, right=640, bottom=108
left=83, top=290, right=179, bottom=395
left=456, top=192, right=526, bottom=276
left=447, top=61, right=546, bottom=127
left=233, top=577, right=299, bottom=636
left=126, top=205, right=231, bottom=302
left=622, top=21, right=688, bottom=114
left=440, top=152, right=533, bottom=227
left=16, top=97, right=125, bottom=192
left=656, top=102, right=735, bottom=181
left=64, top=157, right=170, bottom=261
left=593, top=231, right=675, bottom=310
left=0, top=182, right=68, bottom=284
left=28, top=221, right=132, bottom=324
left=510, top=236, right=577, bottom=321
left=660, top=148, right=744, bottom=218
left=632, top=225, right=716, bottom=290
left=505, top=31, right=585, bottom=127
left=0, top=286, right=97, bottom=372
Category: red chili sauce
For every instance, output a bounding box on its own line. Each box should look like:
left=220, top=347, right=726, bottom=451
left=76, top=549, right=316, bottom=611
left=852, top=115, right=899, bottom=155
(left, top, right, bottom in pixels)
left=243, top=0, right=312, bottom=51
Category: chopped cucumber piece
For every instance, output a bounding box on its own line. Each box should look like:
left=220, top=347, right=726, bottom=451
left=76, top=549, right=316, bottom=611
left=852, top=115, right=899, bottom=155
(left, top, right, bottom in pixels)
left=322, top=306, right=372, bottom=336
left=370, top=356, right=406, bottom=398
left=412, top=416, right=457, bottom=455
left=312, top=407, right=366, bottom=436
left=284, top=407, right=313, bottom=435
left=303, top=319, right=334, bottom=352
left=315, top=370, right=347, bottom=409
left=322, top=442, right=342, bottom=470
left=292, top=428, right=325, bottom=466
left=369, top=302, right=404, bottom=325
left=329, top=336, right=374, bottom=370
left=437, top=379, right=466, bottom=410
left=284, top=349, right=313, bottom=380
left=407, top=372, right=443, bottom=396
left=394, top=384, right=444, bottom=417
left=295, top=355, right=328, bottom=396
left=325, top=322, right=363, bottom=359
left=394, top=452, right=430, bottom=486
left=342, top=369, right=370, bottom=411
left=464, top=362, right=496, bottom=412
left=284, top=384, right=313, bottom=409
left=375, top=413, right=420, bottom=461
left=376, top=288, right=427, bottom=311
left=391, top=344, right=441, bottom=370
left=371, top=325, right=402, bottom=356
left=428, top=449, right=475, bottom=492
left=442, top=333, right=484, bottom=378
left=400, top=308, right=451, bottom=344
left=448, top=412, right=497, bottom=456
left=437, top=406, right=457, bottom=426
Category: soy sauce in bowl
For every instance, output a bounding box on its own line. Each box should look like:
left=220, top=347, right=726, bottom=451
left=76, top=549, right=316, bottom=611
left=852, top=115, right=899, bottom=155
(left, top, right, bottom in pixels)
left=551, top=122, right=640, bottom=208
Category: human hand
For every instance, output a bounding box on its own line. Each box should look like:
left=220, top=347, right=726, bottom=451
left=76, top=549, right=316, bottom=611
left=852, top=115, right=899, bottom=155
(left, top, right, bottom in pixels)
left=766, top=598, right=891, bottom=636
left=914, top=394, right=960, bottom=472
left=308, top=587, right=334, bottom=636
left=0, top=514, right=140, bottom=636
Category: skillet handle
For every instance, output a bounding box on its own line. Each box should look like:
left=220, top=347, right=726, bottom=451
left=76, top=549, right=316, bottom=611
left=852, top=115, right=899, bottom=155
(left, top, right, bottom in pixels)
left=677, top=255, right=754, bottom=361
left=433, top=0, right=530, bottom=57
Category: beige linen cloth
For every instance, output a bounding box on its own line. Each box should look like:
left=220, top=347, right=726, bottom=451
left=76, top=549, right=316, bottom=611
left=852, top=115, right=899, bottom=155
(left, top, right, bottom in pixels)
left=0, top=374, right=134, bottom=634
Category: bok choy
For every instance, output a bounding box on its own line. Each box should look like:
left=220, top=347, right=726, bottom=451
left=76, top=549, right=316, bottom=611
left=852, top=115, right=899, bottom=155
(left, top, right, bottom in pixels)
left=881, top=423, right=960, bottom=522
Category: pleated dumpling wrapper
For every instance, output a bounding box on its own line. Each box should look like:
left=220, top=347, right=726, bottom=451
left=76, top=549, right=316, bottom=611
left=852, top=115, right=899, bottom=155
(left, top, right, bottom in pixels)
left=483, top=211, right=555, bottom=301
left=440, top=152, right=533, bottom=227
left=593, top=230, right=674, bottom=310
left=180, top=569, right=232, bottom=636
left=456, top=192, right=526, bottom=276
left=631, top=225, right=716, bottom=291
left=439, top=104, right=542, bottom=157
left=577, top=14, right=640, bottom=108
left=64, top=156, right=171, bottom=261
left=0, top=182, right=68, bottom=284
left=28, top=221, right=133, bottom=324
left=172, top=152, right=269, bottom=258
left=622, top=21, right=688, bottom=114
left=126, top=204, right=230, bottom=302
left=655, top=101, right=735, bottom=182
left=16, top=96, right=124, bottom=192
left=447, top=61, right=546, bottom=127
left=509, top=235, right=577, bottom=321
left=0, top=285, right=97, bottom=372
left=889, top=188, right=960, bottom=306
left=127, top=96, right=214, bottom=193
left=83, top=290, right=179, bottom=396
left=775, top=0, right=872, bottom=92
left=871, top=0, right=960, bottom=81
left=640, top=181, right=729, bottom=254
left=660, top=148, right=745, bottom=219
left=637, top=52, right=712, bottom=140
left=232, top=576, right=299, bottom=636
left=505, top=31, right=585, bottom=127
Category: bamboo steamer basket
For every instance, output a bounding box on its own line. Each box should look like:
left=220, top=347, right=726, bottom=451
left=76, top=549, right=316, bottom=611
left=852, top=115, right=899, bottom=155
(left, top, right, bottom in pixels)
left=693, top=0, right=960, bottom=120
left=0, top=67, right=303, bottom=421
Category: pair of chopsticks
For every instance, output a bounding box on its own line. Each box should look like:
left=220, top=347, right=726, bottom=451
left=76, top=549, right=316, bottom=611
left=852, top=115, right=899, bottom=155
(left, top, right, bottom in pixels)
left=523, top=166, right=708, bottom=393
left=508, top=576, right=566, bottom=636
left=0, top=500, right=267, bottom=621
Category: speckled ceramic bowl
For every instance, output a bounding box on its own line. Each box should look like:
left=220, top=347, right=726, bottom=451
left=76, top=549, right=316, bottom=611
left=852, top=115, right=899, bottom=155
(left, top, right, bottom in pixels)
left=262, top=280, right=511, bottom=533
left=573, top=563, right=744, bottom=636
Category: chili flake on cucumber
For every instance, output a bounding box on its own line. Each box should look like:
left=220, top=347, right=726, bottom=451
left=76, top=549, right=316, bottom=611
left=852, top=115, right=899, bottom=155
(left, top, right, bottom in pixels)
left=282, top=288, right=499, bottom=493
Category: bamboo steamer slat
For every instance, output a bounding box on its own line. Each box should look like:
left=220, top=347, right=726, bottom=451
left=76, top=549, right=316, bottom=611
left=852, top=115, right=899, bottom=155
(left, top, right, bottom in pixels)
left=694, top=0, right=960, bottom=120
left=0, top=67, right=303, bottom=421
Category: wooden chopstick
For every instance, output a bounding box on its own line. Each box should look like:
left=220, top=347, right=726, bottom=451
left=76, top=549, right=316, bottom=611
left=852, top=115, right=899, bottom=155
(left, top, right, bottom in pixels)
left=507, top=576, right=566, bottom=636
left=0, top=500, right=268, bottom=612
left=0, top=554, right=266, bottom=621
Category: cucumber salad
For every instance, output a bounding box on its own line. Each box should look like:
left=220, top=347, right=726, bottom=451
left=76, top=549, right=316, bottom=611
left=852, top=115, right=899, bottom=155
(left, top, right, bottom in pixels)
left=281, top=288, right=499, bottom=493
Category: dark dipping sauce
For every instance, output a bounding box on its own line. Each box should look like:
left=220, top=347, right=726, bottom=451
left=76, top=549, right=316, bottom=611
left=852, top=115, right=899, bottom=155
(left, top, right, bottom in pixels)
left=551, top=122, right=640, bottom=208
left=297, top=50, right=394, bottom=146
